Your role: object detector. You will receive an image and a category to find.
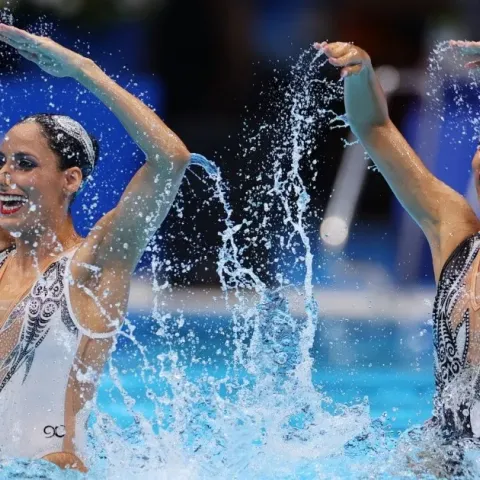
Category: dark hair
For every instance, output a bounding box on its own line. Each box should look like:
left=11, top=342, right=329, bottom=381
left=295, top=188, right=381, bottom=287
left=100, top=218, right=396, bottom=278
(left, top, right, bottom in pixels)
left=19, top=113, right=100, bottom=204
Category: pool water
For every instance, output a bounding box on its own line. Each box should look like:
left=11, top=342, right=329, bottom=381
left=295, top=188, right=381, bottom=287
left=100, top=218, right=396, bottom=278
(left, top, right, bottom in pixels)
left=79, top=312, right=437, bottom=479
left=106, top=313, right=434, bottom=433
left=314, top=368, right=432, bottom=434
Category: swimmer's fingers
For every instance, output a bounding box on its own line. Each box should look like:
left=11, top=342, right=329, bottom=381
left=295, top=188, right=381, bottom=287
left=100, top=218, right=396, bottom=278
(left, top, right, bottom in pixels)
left=0, top=24, right=85, bottom=78
left=0, top=34, right=50, bottom=66
left=0, top=35, right=42, bottom=57
left=450, top=40, right=480, bottom=55
left=0, top=25, right=70, bottom=61
left=328, top=49, right=366, bottom=68
left=320, top=42, right=351, bottom=59
left=0, top=33, right=31, bottom=51
left=449, top=41, right=480, bottom=69
left=315, top=42, right=370, bottom=75
left=0, top=24, right=41, bottom=51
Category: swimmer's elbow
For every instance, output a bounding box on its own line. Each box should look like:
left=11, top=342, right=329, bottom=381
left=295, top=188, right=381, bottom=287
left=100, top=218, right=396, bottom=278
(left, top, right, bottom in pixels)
left=174, top=146, right=192, bottom=167
left=148, top=145, right=191, bottom=173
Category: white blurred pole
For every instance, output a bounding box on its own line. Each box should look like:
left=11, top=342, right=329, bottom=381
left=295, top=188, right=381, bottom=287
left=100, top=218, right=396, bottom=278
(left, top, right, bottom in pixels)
left=319, top=66, right=411, bottom=249
left=319, top=66, right=455, bottom=284
left=319, top=136, right=369, bottom=248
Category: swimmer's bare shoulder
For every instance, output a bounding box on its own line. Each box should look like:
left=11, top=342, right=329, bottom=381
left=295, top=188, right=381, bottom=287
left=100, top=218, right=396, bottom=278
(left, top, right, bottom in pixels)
left=316, top=40, right=480, bottom=283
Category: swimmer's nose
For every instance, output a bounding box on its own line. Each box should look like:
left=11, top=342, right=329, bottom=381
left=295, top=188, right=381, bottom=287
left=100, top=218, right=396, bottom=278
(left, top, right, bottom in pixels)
left=3, top=172, right=11, bottom=186
left=0, top=170, right=12, bottom=190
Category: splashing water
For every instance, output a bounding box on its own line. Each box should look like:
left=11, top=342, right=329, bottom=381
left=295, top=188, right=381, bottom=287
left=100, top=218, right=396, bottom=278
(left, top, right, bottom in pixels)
left=52, top=47, right=376, bottom=480
left=132, top=49, right=373, bottom=478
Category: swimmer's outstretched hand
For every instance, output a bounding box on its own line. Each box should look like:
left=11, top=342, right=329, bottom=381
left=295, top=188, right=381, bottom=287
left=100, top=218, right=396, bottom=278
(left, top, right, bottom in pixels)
left=313, top=41, right=371, bottom=78
left=0, top=23, right=87, bottom=78
left=449, top=40, right=480, bottom=69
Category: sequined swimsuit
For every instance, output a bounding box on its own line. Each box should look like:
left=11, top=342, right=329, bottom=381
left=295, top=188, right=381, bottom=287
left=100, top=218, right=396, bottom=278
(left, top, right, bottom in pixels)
left=0, top=247, right=118, bottom=461
left=432, top=233, right=480, bottom=438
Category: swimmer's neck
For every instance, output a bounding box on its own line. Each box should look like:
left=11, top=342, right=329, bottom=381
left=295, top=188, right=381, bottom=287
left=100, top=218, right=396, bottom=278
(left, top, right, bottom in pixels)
left=11, top=217, right=81, bottom=273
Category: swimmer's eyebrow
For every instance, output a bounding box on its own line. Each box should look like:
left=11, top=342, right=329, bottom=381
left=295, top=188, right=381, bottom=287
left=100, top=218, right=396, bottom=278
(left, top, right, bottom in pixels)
left=0, top=149, right=37, bottom=157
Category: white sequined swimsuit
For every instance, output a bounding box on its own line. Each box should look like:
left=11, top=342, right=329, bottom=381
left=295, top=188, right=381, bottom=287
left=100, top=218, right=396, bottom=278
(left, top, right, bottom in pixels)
left=0, top=247, right=117, bottom=460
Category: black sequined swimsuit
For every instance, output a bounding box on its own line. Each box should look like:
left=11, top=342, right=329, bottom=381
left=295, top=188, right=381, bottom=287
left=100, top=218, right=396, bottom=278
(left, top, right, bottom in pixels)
left=432, top=233, right=480, bottom=438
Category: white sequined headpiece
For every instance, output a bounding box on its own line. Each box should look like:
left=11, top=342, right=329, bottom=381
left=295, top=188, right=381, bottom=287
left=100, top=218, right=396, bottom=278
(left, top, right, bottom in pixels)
left=25, top=115, right=95, bottom=167
left=52, top=115, right=95, bottom=167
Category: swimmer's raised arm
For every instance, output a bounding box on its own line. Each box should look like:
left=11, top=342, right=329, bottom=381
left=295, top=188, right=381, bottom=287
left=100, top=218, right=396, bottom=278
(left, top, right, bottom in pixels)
left=70, top=49, right=191, bottom=267
left=315, top=41, right=480, bottom=280
left=0, top=24, right=190, bottom=332
left=0, top=25, right=190, bottom=258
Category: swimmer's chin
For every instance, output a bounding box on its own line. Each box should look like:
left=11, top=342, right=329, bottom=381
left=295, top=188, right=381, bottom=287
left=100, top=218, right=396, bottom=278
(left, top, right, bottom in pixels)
left=0, top=211, right=31, bottom=232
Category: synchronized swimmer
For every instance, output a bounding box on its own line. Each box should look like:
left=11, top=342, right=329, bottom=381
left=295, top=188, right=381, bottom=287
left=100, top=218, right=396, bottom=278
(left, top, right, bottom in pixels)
left=0, top=24, right=190, bottom=472
left=317, top=39, right=480, bottom=474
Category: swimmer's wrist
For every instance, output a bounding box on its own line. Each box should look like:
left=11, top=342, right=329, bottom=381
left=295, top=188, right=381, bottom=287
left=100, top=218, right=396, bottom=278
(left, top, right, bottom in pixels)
left=345, top=62, right=374, bottom=82
left=71, top=57, right=100, bottom=82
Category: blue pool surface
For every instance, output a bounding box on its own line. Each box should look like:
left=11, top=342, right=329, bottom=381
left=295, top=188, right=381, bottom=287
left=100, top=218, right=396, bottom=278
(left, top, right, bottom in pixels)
left=101, top=313, right=435, bottom=437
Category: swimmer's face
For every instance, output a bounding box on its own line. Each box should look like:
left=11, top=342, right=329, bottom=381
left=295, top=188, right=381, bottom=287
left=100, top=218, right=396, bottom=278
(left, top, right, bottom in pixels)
left=0, top=122, right=81, bottom=233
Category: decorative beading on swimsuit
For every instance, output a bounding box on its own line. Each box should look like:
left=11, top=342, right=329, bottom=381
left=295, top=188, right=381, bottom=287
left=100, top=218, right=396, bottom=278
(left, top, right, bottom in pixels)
left=432, top=233, right=480, bottom=437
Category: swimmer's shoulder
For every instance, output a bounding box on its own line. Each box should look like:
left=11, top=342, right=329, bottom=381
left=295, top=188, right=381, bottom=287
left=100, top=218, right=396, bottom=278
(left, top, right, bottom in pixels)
left=431, top=195, right=480, bottom=283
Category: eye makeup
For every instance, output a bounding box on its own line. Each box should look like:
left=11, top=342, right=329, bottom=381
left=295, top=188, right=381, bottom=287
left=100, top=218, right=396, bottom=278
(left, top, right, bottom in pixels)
left=12, top=152, right=38, bottom=170
left=0, top=152, right=38, bottom=171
